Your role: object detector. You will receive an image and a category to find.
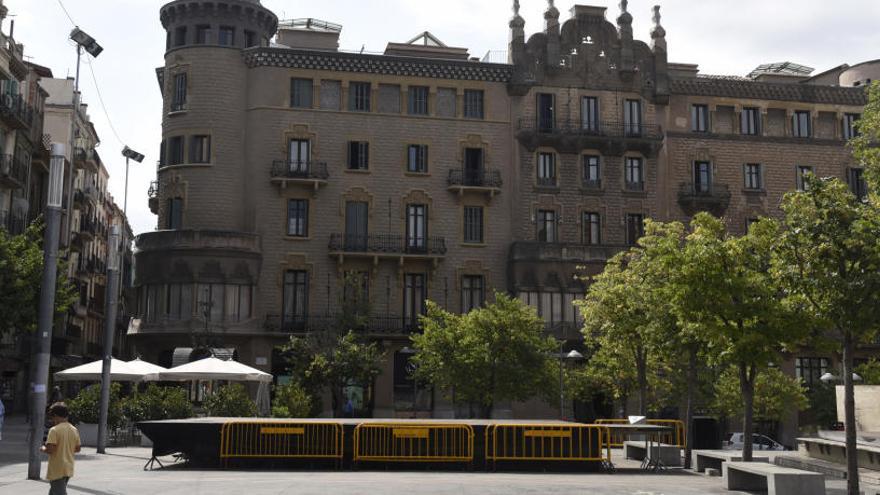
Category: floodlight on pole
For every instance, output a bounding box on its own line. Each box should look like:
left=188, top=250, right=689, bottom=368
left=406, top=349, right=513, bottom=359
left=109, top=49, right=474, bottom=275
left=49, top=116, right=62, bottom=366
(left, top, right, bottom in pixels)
left=70, top=27, right=103, bottom=57
left=27, top=144, right=66, bottom=479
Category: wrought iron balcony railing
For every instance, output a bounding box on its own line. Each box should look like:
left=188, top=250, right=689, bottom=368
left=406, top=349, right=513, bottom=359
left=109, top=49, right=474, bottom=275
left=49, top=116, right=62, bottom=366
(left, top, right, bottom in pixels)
left=264, top=314, right=421, bottom=335
left=447, top=168, right=502, bottom=188
left=518, top=118, right=664, bottom=140
left=270, top=160, right=330, bottom=181
left=328, top=233, right=447, bottom=256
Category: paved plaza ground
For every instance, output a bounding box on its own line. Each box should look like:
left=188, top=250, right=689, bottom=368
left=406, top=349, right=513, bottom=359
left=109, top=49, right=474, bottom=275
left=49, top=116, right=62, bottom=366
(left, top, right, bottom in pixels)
left=0, top=415, right=853, bottom=495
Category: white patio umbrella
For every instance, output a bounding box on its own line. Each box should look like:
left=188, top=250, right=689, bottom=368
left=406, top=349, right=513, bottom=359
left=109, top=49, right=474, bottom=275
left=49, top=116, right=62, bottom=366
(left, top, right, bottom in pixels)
left=158, top=357, right=272, bottom=383
left=125, top=358, right=168, bottom=381
left=54, top=358, right=148, bottom=382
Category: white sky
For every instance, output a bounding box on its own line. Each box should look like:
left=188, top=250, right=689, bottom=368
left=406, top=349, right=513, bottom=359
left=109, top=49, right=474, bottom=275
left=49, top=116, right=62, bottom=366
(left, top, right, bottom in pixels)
left=6, top=0, right=880, bottom=235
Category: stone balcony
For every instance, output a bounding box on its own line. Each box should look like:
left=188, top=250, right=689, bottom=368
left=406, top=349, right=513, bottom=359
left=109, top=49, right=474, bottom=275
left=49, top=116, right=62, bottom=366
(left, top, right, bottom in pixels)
left=516, top=118, right=664, bottom=157
left=677, top=182, right=731, bottom=216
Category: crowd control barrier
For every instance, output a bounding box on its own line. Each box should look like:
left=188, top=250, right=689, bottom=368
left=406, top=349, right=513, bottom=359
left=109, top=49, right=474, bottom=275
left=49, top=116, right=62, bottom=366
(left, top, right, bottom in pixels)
left=219, top=421, right=344, bottom=464
left=353, top=423, right=474, bottom=463
left=484, top=423, right=611, bottom=466
left=595, top=419, right=629, bottom=447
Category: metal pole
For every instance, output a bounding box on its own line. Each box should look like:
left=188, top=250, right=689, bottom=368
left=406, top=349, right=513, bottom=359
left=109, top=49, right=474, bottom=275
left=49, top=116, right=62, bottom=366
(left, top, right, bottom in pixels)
left=27, top=145, right=65, bottom=480
left=97, top=226, right=120, bottom=454
left=63, top=44, right=82, bottom=246
left=559, top=339, right=564, bottom=419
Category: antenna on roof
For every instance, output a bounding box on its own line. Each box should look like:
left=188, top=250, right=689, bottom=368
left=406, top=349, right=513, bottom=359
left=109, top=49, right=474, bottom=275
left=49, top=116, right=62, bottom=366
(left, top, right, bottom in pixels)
left=360, top=44, right=365, bottom=54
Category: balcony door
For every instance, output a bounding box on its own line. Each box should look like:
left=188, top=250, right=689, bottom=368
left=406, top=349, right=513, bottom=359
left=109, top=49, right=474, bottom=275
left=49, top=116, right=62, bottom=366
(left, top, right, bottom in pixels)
left=537, top=93, right=555, bottom=132
left=288, top=139, right=310, bottom=174
left=581, top=96, right=599, bottom=133
left=464, top=148, right=483, bottom=186
left=694, top=161, right=712, bottom=193
left=406, top=204, right=427, bottom=253
left=345, top=201, right=368, bottom=251
left=624, top=99, right=642, bottom=136
left=403, top=273, right=426, bottom=330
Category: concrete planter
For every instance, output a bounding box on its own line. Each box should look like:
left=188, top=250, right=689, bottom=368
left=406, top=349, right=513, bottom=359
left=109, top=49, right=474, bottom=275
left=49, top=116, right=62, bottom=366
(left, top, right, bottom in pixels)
left=78, top=423, right=98, bottom=447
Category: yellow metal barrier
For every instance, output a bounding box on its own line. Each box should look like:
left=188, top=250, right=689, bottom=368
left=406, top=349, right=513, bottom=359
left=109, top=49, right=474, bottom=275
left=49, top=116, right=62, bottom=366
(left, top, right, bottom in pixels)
left=353, top=423, right=474, bottom=462
left=595, top=419, right=628, bottom=448
left=484, top=424, right=610, bottom=464
left=594, top=419, right=686, bottom=448
left=219, top=421, right=344, bottom=462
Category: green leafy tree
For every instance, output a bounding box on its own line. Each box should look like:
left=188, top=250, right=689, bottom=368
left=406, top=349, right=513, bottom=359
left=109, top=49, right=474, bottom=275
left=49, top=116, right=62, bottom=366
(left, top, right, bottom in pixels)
left=774, top=173, right=880, bottom=495
left=853, top=81, right=880, bottom=191
left=205, top=383, right=257, bottom=417
left=271, top=381, right=313, bottom=418
left=676, top=213, right=807, bottom=461
left=806, top=382, right=840, bottom=430
left=713, top=366, right=807, bottom=422
left=0, top=220, right=76, bottom=339
left=122, top=384, right=193, bottom=423
left=855, top=360, right=880, bottom=385
left=412, top=293, right=557, bottom=418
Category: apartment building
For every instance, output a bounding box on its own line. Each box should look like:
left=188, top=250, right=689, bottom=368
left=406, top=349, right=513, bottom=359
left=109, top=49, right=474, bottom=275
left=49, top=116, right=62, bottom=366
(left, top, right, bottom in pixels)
left=135, top=0, right=876, bottom=420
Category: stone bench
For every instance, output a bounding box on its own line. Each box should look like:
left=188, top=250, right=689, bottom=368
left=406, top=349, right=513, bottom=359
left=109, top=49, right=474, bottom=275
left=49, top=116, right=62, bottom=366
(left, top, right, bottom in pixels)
left=723, top=461, right=825, bottom=495
left=692, top=449, right=769, bottom=473
left=623, top=440, right=682, bottom=467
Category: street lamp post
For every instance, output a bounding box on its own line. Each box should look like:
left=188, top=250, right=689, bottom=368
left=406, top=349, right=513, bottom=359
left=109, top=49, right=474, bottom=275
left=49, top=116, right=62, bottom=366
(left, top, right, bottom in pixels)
left=558, top=348, right=583, bottom=420
left=27, top=144, right=66, bottom=480
left=96, top=225, right=120, bottom=454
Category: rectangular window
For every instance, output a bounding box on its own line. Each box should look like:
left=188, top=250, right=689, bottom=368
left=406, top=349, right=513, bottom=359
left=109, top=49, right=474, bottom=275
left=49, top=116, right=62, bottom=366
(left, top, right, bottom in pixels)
left=624, top=99, right=642, bottom=136
left=583, top=155, right=601, bottom=187
left=463, top=206, right=484, bottom=244
left=344, top=201, right=369, bottom=251
left=189, top=135, right=211, bottom=163
left=581, top=96, right=599, bottom=132
left=167, top=197, right=183, bottom=230
left=849, top=168, right=867, bottom=200
left=691, top=104, right=709, bottom=132
left=403, top=273, right=426, bottom=330
left=224, top=285, right=252, bottom=322
left=583, top=212, right=601, bottom=245
left=536, top=209, right=557, bottom=243
left=159, top=139, right=166, bottom=168
left=348, top=141, right=369, bottom=170
left=282, top=270, right=308, bottom=328
left=406, top=204, right=427, bottom=252
left=796, top=165, right=813, bottom=191
left=625, top=157, right=643, bottom=190
left=537, top=92, right=555, bottom=131
left=171, top=73, right=187, bottom=111
left=218, top=26, right=235, bottom=46
left=537, top=152, right=556, bottom=186
left=168, top=136, right=184, bottom=165
left=408, top=86, right=429, bottom=115
left=407, top=144, right=428, bottom=173
left=793, top=111, right=811, bottom=137
left=165, top=283, right=193, bottom=321
left=744, top=163, right=762, bottom=190
left=626, top=213, right=645, bottom=246
left=464, top=89, right=484, bottom=119
left=461, top=275, right=485, bottom=314
left=795, top=357, right=829, bottom=388
left=290, top=78, right=313, bottom=108
left=287, top=199, right=308, bottom=237
left=694, top=161, right=712, bottom=193
left=741, top=107, right=760, bottom=135
left=174, top=26, right=187, bottom=47
left=349, top=82, right=371, bottom=112
left=288, top=139, right=310, bottom=173
left=195, top=25, right=210, bottom=44
left=463, top=148, right=483, bottom=185
left=843, top=113, right=860, bottom=140
left=244, top=30, right=256, bottom=48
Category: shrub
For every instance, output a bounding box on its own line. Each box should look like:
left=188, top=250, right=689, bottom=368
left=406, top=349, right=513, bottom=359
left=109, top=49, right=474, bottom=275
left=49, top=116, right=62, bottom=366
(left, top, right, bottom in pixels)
left=122, top=384, right=193, bottom=423
left=855, top=359, right=880, bottom=385
left=271, top=381, right=312, bottom=418
left=205, top=384, right=257, bottom=417
left=68, top=383, right=124, bottom=428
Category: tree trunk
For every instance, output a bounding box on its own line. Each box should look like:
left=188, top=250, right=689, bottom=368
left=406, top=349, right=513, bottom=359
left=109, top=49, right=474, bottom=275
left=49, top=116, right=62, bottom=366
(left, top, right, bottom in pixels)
left=636, top=352, right=648, bottom=416
left=683, top=345, right=697, bottom=469
left=739, top=362, right=756, bottom=462
left=843, top=334, right=860, bottom=495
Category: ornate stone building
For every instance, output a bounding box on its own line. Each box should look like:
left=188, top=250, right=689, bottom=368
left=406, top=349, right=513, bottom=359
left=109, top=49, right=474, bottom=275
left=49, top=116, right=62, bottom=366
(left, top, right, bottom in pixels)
left=135, top=0, right=875, bottom=421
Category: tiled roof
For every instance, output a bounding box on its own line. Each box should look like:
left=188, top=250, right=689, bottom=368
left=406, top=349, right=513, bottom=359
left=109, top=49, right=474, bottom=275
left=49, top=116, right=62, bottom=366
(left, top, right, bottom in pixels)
left=671, top=77, right=867, bottom=106
left=243, top=48, right=514, bottom=83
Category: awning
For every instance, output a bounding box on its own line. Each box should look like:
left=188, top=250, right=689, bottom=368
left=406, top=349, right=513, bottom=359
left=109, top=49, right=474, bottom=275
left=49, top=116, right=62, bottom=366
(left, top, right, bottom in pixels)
left=159, top=357, right=272, bottom=383
left=54, top=358, right=159, bottom=382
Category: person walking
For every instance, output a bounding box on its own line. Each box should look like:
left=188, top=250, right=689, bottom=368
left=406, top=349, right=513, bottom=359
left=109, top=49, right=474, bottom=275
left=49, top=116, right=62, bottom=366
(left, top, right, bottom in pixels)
left=41, top=403, right=80, bottom=495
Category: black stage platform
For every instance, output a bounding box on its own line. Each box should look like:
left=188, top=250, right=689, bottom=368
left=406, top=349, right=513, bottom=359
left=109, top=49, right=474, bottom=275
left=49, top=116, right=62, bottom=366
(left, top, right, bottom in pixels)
left=138, top=418, right=612, bottom=471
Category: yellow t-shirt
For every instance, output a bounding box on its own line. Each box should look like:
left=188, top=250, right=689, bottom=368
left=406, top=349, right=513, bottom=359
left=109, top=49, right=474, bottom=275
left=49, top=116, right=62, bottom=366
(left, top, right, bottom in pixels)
left=46, top=421, right=80, bottom=481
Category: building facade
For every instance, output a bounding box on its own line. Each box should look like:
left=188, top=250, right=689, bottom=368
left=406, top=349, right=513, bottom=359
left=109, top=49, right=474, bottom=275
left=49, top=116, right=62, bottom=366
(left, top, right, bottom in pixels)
left=135, top=0, right=876, bottom=421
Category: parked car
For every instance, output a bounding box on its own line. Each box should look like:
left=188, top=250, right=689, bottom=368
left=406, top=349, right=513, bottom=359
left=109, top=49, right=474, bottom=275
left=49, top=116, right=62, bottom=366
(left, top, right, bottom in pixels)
left=723, top=433, right=787, bottom=451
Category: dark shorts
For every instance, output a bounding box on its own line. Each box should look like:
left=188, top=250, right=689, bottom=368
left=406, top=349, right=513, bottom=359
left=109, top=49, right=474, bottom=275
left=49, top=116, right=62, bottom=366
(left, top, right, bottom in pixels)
left=49, top=477, right=69, bottom=495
